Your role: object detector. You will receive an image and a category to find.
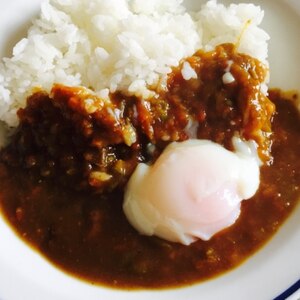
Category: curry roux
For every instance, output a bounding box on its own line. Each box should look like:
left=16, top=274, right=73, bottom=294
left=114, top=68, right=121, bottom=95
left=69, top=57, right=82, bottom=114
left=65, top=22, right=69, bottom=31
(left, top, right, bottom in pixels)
left=0, top=45, right=299, bottom=289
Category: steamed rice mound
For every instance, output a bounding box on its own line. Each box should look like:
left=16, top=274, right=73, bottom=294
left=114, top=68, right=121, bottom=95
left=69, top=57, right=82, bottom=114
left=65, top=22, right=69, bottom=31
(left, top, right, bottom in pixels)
left=0, top=0, right=269, bottom=128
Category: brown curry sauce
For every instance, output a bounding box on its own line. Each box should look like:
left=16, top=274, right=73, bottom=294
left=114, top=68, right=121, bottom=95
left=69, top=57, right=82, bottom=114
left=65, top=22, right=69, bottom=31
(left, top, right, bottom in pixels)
left=0, top=44, right=299, bottom=289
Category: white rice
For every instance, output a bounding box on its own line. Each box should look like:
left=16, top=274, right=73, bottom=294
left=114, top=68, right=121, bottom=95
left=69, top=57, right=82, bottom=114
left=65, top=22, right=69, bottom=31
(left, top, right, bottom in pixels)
left=0, top=0, right=269, bottom=128
left=181, top=62, right=198, bottom=81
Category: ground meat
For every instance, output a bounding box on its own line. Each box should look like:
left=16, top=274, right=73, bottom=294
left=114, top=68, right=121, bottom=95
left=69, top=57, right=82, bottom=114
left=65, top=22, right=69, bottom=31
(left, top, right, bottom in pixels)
left=1, top=87, right=144, bottom=193
left=0, top=44, right=275, bottom=193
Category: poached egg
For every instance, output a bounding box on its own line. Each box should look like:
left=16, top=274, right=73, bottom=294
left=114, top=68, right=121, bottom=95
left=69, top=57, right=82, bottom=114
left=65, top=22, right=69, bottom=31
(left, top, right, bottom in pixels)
left=123, top=138, right=260, bottom=245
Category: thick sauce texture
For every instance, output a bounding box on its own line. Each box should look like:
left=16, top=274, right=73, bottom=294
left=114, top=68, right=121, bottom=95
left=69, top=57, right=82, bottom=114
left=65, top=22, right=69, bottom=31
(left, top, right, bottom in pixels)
left=0, top=45, right=299, bottom=289
left=0, top=44, right=274, bottom=194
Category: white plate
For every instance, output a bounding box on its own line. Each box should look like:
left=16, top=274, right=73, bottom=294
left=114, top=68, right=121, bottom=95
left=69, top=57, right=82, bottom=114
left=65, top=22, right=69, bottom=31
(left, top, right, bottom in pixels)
left=0, top=1, right=299, bottom=300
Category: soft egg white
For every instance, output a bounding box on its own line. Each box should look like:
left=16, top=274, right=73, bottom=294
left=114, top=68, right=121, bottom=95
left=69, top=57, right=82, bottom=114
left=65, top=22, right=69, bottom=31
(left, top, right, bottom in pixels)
left=123, top=139, right=260, bottom=245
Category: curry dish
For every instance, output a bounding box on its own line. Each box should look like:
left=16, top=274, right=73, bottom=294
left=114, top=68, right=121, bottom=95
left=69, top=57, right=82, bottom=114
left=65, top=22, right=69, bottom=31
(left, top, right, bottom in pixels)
left=0, top=44, right=299, bottom=288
